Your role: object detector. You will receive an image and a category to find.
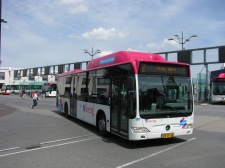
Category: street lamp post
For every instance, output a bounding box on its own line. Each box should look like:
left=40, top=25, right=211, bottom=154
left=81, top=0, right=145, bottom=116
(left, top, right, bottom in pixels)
left=168, top=31, right=197, bottom=50
left=0, top=0, right=7, bottom=67
left=84, top=47, right=101, bottom=60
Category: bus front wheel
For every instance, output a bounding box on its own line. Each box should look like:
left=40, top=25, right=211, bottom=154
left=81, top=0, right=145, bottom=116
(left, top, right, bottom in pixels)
left=98, top=114, right=107, bottom=136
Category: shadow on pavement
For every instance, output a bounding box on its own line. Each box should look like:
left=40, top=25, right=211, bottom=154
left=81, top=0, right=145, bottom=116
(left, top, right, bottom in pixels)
left=51, top=109, right=188, bottom=149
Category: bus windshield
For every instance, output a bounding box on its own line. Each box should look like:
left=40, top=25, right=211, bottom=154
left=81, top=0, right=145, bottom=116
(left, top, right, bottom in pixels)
left=44, top=83, right=57, bottom=91
left=212, top=81, right=225, bottom=95
left=138, top=75, right=193, bottom=118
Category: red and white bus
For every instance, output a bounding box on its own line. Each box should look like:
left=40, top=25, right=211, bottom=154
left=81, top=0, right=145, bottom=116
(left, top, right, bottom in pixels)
left=211, top=73, right=225, bottom=104
left=56, top=51, right=194, bottom=141
left=0, top=84, right=11, bottom=95
left=43, top=82, right=57, bottom=97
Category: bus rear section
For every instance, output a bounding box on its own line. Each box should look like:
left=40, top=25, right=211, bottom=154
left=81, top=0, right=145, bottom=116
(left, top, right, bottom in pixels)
left=56, top=51, right=194, bottom=141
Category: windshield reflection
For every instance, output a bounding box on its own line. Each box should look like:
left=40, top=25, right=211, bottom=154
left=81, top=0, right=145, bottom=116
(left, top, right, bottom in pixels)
left=138, top=75, right=193, bottom=118
left=213, top=82, right=225, bottom=95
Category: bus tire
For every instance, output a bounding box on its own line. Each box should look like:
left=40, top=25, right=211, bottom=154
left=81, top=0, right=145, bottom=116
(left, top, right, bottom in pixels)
left=64, top=103, right=69, bottom=117
left=98, top=114, right=107, bottom=137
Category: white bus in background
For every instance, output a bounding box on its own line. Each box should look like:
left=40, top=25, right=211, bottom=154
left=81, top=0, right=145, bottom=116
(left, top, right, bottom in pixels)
left=210, top=73, right=225, bottom=104
left=43, top=82, right=57, bottom=97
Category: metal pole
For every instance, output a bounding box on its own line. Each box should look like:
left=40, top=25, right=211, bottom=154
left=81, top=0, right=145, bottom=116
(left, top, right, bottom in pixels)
left=196, top=73, right=199, bottom=103
left=91, top=46, right=93, bottom=60
left=181, top=31, right=184, bottom=50
left=84, top=47, right=101, bottom=60
left=0, top=0, right=6, bottom=67
left=205, top=64, right=208, bottom=101
left=168, top=31, right=197, bottom=51
left=204, top=49, right=208, bottom=101
left=165, top=53, right=168, bottom=61
left=0, top=0, right=2, bottom=67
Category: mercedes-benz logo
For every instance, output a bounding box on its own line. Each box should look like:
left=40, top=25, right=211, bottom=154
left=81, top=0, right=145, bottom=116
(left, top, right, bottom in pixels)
left=165, top=125, right=170, bottom=131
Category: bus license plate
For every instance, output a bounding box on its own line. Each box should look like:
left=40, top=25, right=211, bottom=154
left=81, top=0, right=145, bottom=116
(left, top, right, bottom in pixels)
left=161, top=133, right=174, bottom=138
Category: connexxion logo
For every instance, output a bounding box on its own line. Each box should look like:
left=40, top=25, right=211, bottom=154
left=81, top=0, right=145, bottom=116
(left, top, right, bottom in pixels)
left=83, top=104, right=94, bottom=116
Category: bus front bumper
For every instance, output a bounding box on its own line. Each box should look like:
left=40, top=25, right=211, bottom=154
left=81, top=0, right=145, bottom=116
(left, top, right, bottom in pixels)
left=129, top=128, right=193, bottom=141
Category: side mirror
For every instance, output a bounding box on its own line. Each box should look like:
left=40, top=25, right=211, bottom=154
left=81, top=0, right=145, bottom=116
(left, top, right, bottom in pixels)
left=127, top=77, right=134, bottom=90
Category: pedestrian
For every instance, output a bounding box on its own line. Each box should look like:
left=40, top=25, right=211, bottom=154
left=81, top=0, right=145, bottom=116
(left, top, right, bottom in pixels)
left=37, top=90, right=41, bottom=100
left=31, top=91, right=38, bottom=109
left=22, top=89, right=27, bottom=98
left=42, top=89, right=46, bottom=99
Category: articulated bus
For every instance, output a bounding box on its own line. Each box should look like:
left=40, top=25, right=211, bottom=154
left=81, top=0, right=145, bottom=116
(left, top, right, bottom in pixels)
left=7, top=84, right=20, bottom=94
left=211, top=73, right=225, bottom=104
left=56, top=51, right=194, bottom=141
left=43, top=82, right=57, bottom=97
left=6, top=84, right=42, bottom=95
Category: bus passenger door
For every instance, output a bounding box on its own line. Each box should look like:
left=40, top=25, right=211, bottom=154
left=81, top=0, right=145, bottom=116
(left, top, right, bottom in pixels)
left=70, top=76, right=77, bottom=117
left=110, top=78, right=128, bottom=138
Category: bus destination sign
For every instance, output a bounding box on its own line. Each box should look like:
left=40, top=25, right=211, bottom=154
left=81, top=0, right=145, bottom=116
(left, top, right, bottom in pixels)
left=214, top=78, right=225, bottom=82
left=139, top=62, right=189, bottom=76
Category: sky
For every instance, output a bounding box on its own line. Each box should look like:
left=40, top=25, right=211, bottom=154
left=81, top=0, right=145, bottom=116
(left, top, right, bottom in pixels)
left=1, top=0, right=225, bottom=78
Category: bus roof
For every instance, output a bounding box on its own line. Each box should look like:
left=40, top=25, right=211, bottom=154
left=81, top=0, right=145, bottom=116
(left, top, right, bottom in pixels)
left=218, top=73, right=225, bottom=78
left=59, top=51, right=190, bottom=76
left=87, top=51, right=167, bottom=70
left=211, top=73, right=225, bottom=82
left=87, top=51, right=189, bottom=69
left=210, top=69, right=225, bottom=80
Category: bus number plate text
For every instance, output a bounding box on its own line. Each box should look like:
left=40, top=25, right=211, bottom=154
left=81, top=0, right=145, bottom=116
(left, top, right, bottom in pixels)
left=161, top=133, right=174, bottom=138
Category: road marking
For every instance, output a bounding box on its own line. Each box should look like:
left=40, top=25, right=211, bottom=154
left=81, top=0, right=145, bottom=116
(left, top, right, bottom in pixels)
left=116, top=137, right=196, bottom=168
left=0, top=147, right=20, bottom=152
left=40, top=134, right=95, bottom=145
left=0, top=136, right=99, bottom=158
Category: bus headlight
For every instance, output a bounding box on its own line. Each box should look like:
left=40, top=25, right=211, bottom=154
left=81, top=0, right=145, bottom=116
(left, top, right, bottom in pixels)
left=131, top=127, right=150, bottom=133
left=185, top=124, right=193, bottom=129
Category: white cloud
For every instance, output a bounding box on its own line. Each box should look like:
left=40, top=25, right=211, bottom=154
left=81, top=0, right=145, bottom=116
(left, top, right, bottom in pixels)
left=98, top=51, right=113, bottom=57
left=146, top=43, right=159, bottom=49
left=127, top=48, right=139, bottom=52
left=60, top=0, right=88, bottom=14
left=82, top=27, right=129, bottom=40
left=166, top=39, right=180, bottom=48
left=145, top=39, right=180, bottom=52
left=118, top=32, right=130, bottom=38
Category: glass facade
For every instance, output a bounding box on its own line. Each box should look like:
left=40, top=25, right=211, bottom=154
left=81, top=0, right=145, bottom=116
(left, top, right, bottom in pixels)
left=0, top=72, right=5, bottom=80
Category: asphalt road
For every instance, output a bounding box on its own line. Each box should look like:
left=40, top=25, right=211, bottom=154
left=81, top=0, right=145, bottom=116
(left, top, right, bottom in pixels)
left=0, top=95, right=225, bottom=168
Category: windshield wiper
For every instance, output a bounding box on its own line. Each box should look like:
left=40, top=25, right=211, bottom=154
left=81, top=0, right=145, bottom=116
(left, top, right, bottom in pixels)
left=140, top=110, right=191, bottom=119
left=141, top=113, right=169, bottom=119
left=171, top=110, right=188, bottom=117
left=163, top=110, right=189, bottom=117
